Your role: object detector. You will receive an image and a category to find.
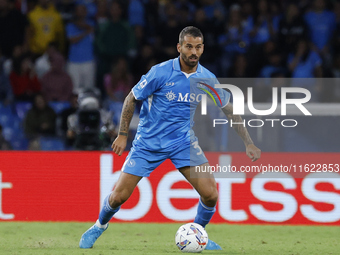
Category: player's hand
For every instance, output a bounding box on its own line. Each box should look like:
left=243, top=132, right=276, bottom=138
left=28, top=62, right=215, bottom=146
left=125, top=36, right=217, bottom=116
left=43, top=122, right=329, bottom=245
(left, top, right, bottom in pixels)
left=246, top=144, right=261, bottom=162
left=111, top=135, right=128, bottom=156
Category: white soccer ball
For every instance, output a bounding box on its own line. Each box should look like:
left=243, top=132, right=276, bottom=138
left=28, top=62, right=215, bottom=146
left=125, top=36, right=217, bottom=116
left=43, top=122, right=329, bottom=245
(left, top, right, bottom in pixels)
left=175, top=223, right=208, bottom=253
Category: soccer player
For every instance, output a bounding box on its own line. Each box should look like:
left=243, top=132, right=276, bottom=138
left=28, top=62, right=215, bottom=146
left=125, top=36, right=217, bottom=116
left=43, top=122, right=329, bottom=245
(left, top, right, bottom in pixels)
left=79, top=26, right=261, bottom=250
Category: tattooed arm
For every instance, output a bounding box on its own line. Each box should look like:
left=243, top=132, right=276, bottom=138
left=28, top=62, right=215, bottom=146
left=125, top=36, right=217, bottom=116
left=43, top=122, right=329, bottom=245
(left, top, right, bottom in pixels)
left=111, top=91, right=137, bottom=156
left=222, top=103, right=261, bottom=161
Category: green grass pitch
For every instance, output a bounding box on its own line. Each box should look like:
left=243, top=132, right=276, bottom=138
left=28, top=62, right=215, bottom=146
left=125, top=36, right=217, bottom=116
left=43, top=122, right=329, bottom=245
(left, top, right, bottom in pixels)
left=0, top=222, right=339, bottom=255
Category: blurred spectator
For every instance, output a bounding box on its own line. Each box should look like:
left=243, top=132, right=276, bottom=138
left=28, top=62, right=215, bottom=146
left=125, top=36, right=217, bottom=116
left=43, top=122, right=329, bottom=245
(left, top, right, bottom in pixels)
left=278, top=3, right=308, bottom=57
left=56, top=0, right=76, bottom=24
left=298, top=0, right=311, bottom=13
left=132, top=44, right=154, bottom=82
left=259, top=51, right=286, bottom=78
left=3, top=45, right=24, bottom=76
left=262, top=40, right=278, bottom=57
left=0, top=50, right=13, bottom=104
left=24, top=94, right=56, bottom=139
left=0, top=124, right=12, bottom=150
left=288, top=39, right=322, bottom=78
left=248, top=40, right=278, bottom=77
left=269, top=1, right=282, bottom=20
left=28, top=0, right=65, bottom=56
left=248, top=0, right=279, bottom=45
left=66, top=4, right=95, bottom=94
left=244, top=0, right=280, bottom=76
left=128, top=0, right=145, bottom=27
left=104, top=57, right=133, bottom=102
left=144, top=0, right=159, bottom=38
left=288, top=39, right=323, bottom=101
left=192, top=8, right=219, bottom=73
left=218, top=4, right=250, bottom=76
left=60, top=94, right=78, bottom=146
left=219, top=4, right=249, bottom=54
left=95, top=1, right=135, bottom=89
left=133, top=25, right=146, bottom=51
left=96, top=1, right=134, bottom=56
left=177, top=5, right=191, bottom=28
left=156, top=3, right=181, bottom=60
left=75, top=0, right=97, bottom=23
left=34, top=42, right=58, bottom=78
left=241, top=1, right=254, bottom=29
left=9, top=55, right=41, bottom=100
left=229, top=54, right=251, bottom=78
left=41, top=53, right=73, bottom=102
left=96, top=0, right=108, bottom=25
left=334, top=0, right=340, bottom=24
left=228, top=54, right=250, bottom=98
left=174, top=0, right=196, bottom=22
left=304, top=0, right=336, bottom=61
left=192, top=8, right=209, bottom=37
left=0, top=0, right=29, bottom=58
left=200, top=0, right=225, bottom=24
left=67, top=91, right=116, bottom=150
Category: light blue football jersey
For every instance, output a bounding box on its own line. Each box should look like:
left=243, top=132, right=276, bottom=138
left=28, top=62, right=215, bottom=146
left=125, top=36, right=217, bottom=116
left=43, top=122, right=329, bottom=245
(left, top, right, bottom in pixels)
left=132, top=57, right=230, bottom=152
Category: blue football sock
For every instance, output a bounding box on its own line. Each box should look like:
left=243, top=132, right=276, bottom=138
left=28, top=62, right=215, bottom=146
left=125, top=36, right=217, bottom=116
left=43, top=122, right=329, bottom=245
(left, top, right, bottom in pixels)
left=194, top=198, right=216, bottom=228
left=98, top=193, right=120, bottom=225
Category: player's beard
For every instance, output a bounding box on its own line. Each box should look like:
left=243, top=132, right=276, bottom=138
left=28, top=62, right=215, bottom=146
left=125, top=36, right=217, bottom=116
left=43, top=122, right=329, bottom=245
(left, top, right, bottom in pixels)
left=181, top=53, right=200, bottom=68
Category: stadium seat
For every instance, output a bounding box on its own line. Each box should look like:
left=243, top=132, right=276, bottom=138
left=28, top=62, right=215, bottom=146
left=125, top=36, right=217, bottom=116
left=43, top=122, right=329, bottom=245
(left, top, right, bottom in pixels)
left=11, top=116, right=22, bottom=130
left=0, top=102, right=13, bottom=116
left=2, top=126, right=21, bottom=142
left=1, top=113, right=28, bottom=150
left=0, top=113, right=11, bottom=127
left=2, top=126, right=16, bottom=141
left=0, top=103, right=15, bottom=127
left=15, top=102, right=32, bottom=120
left=0, top=110, right=21, bottom=130
left=49, top=101, right=71, bottom=114
left=10, top=137, right=29, bottom=150
left=39, top=137, right=65, bottom=151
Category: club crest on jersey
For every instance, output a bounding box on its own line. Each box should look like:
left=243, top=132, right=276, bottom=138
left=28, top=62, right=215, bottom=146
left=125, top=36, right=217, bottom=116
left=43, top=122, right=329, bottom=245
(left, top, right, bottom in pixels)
left=165, top=91, right=177, bottom=101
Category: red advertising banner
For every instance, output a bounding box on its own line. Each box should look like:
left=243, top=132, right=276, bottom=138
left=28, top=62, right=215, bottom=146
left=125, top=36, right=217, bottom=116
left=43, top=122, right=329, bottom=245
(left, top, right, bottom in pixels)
left=0, top=152, right=339, bottom=225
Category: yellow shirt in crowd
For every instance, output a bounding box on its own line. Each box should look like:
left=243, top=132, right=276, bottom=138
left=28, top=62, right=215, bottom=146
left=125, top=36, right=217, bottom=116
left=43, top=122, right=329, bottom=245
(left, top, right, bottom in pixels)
left=28, top=4, right=64, bottom=55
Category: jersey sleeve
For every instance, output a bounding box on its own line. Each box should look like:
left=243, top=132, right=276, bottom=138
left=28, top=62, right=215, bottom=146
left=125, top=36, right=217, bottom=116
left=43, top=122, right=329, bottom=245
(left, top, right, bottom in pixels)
left=132, top=66, right=161, bottom=100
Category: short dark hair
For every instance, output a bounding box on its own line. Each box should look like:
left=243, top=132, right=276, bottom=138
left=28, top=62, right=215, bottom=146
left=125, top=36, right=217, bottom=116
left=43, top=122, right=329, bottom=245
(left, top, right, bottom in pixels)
left=179, top=26, right=203, bottom=45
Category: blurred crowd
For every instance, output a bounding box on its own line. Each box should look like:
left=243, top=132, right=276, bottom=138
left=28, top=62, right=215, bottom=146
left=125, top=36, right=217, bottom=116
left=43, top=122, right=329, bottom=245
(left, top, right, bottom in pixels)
left=1, top=0, right=340, bottom=150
